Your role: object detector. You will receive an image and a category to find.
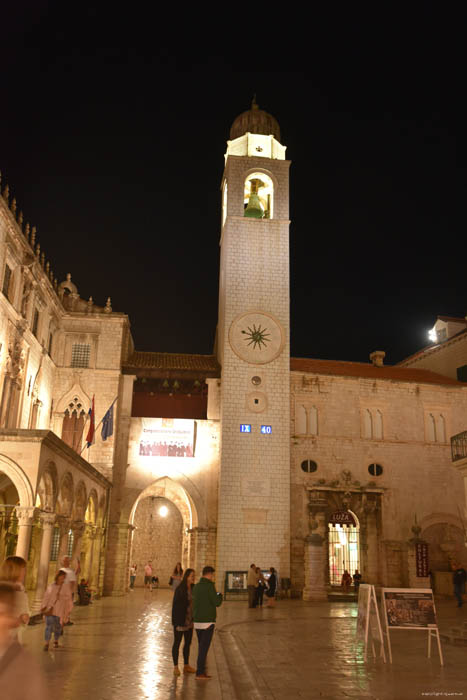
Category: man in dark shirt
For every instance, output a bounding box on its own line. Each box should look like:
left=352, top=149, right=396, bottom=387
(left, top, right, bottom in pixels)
left=452, top=563, right=467, bottom=607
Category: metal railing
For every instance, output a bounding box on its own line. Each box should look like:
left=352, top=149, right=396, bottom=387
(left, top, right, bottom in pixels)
left=451, top=430, right=467, bottom=462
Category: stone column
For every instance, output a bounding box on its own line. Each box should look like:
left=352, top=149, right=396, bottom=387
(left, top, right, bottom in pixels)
left=14, top=506, right=35, bottom=560
left=104, top=522, right=132, bottom=596
left=302, top=491, right=328, bottom=601
left=32, top=512, right=56, bottom=613
left=71, top=521, right=85, bottom=569
left=83, top=525, right=97, bottom=583
left=90, top=526, right=104, bottom=595
left=104, top=373, right=136, bottom=595
left=56, top=517, right=71, bottom=566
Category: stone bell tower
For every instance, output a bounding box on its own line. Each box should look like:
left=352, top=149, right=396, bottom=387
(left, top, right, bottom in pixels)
left=216, top=99, right=291, bottom=585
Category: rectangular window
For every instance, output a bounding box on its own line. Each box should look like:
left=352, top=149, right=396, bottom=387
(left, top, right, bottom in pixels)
left=67, top=530, right=74, bottom=558
left=32, top=309, right=39, bottom=337
left=71, top=343, right=90, bottom=368
left=2, top=265, right=12, bottom=300
left=50, top=527, right=60, bottom=561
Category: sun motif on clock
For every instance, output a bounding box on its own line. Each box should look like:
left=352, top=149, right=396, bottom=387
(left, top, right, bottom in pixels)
left=241, top=324, right=271, bottom=350
left=229, top=311, right=285, bottom=364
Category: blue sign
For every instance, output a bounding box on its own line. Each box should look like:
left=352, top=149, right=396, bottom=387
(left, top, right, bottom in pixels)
left=261, top=425, right=272, bottom=434
left=240, top=424, right=252, bottom=433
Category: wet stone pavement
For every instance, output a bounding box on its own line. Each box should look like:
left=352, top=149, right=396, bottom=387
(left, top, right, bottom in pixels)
left=23, top=589, right=467, bottom=699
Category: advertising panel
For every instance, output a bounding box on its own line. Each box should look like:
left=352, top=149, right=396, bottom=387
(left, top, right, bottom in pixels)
left=138, top=418, right=196, bottom=458
left=383, top=590, right=436, bottom=629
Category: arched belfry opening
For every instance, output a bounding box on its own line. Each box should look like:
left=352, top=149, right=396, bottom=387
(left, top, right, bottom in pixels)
left=244, top=172, right=274, bottom=219
left=129, top=477, right=196, bottom=587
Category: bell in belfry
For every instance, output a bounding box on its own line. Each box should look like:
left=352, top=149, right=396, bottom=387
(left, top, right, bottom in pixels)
left=244, top=178, right=265, bottom=218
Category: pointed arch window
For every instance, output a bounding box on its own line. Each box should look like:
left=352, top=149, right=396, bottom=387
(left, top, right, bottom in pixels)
left=61, top=397, right=86, bottom=453
left=427, top=413, right=436, bottom=442
left=295, top=404, right=307, bottom=435
left=308, top=406, right=318, bottom=436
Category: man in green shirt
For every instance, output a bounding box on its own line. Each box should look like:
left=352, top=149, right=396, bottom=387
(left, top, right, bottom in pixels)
left=192, top=565, right=223, bottom=679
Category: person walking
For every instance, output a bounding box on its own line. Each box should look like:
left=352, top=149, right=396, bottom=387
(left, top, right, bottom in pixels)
left=144, top=561, right=153, bottom=590
left=170, top=563, right=183, bottom=591
left=192, top=565, right=223, bottom=680
left=40, top=570, right=70, bottom=650
left=0, top=556, right=30, bottom=643
left=129, top=564, right=137, bottom=590
left=265, top=567, right=277, bottom=607
left=0, top=582, right=48, bottom=700
left=171, top=568, right=196, bottom=676
left=452, top=562, right=467, bottom=607
left=60, top=555, right=77, bottom=625
left=247, top=563, right=257, bottom=608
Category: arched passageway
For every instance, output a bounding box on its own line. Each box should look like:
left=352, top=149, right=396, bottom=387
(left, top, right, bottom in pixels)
left=127, top=476, right=215, bottom=589
left=132, top=496, right=184, bottom=587
left=0, top=470, right=20, bottom=559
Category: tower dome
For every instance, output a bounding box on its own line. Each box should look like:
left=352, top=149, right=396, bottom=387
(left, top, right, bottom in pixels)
left=230, top=98, right=281, bottom=142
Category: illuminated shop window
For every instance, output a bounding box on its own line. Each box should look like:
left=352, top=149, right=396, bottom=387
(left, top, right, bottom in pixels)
left=244, top=172, right=273, bottom=219
left=328, top=513, right=360, bottom=587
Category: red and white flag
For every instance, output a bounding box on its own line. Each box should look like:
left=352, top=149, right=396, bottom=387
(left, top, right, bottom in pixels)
left=86, top=396, right=95, bottom=448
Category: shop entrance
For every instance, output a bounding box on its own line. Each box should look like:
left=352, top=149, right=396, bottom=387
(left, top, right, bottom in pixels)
left=328, top=510, right=360, bottom=586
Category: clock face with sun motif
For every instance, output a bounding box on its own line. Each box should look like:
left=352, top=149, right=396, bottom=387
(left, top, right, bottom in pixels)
left=229, top=311, right=285, bottom=364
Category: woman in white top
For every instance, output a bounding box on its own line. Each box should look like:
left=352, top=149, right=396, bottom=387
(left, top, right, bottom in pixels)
left=0, top=556, right=30, bottom=643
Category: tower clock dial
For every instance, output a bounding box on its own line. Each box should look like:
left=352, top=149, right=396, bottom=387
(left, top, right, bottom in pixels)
left=229, top=311, right=285, bottom=364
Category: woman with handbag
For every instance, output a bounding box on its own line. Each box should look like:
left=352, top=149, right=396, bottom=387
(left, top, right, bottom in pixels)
left=171, top=568, right=196, bottom=675
left=40, top=570, right=69, bottom=651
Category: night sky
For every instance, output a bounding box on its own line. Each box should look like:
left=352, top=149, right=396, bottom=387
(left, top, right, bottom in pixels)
left=1, top=6, right=465, bottom=364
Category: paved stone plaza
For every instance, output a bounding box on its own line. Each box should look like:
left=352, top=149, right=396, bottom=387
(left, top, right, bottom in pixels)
left=20, top=589, right=467, bottom=699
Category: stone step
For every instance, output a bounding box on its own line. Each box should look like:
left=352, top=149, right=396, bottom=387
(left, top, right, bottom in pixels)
left=440, top=632, right=467, bottom=646
left=327, top=592, right=358, bottom=602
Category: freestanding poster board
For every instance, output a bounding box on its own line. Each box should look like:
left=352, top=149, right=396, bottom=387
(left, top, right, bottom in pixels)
left=356, top=584, right=386, bottom=662
left=381, top=588, right=443, bottom=665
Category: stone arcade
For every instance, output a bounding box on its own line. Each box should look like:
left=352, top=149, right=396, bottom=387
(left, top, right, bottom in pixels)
left=0, top=102, right=466, bottom=605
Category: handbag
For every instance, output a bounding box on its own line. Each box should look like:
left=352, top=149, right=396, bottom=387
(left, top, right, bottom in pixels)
left=42, top=584, right=61, bottom=616
left=169, top=577, right=173, bottom=586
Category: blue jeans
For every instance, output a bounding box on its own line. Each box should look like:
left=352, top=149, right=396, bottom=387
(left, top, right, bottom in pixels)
left=195, top=625, right=215, bottom=675
left=454, top=584, right=464, bottom=607
left=45, top=615, right=62, bottom=641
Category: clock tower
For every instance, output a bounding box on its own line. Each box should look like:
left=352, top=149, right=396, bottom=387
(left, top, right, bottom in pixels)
left=216, top=100, right=291, bottom=585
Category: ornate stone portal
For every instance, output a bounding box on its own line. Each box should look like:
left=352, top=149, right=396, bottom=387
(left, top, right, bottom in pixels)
left=303, top=471, right=384, bottom=599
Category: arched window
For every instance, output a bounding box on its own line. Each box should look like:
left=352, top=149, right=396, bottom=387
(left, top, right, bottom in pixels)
left=244, top=172, right=274, bottom=219
left=437, top=414, right=446, bottom=443
left=61, top=397, right=86, bottom=453
left=295, top=404, right=307, bottom=435
left=308, top=406, right=318, bottom=436
left=427, top=413, right=436, bottom=442
left=363, top=409, right=373, bottom=439
left=373, top=410, right=383, bottom=439
left=222, top=181, right=228, bottom=227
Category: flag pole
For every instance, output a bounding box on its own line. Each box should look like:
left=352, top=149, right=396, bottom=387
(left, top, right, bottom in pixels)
left=79, top=396, right=118, bottom=456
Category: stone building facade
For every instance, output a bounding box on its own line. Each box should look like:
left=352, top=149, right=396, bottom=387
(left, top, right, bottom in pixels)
left=1, top=103, right=466, bottom=603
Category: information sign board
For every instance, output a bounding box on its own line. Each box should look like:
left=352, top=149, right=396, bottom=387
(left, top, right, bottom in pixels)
left=240, top=424, right=251, bottom=433
left=356, top=584, right=386, bottom=662
left=381, top=588, right=443, bottom=665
